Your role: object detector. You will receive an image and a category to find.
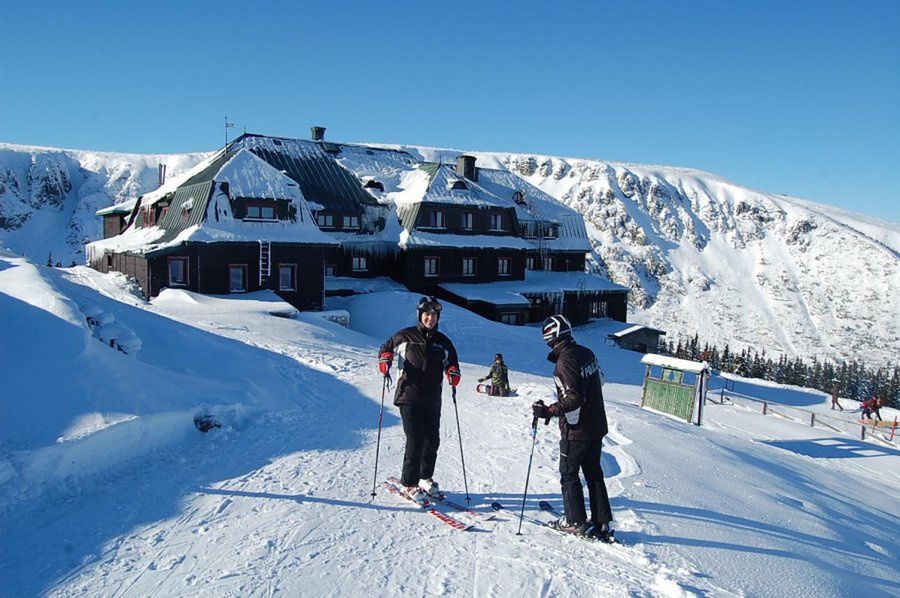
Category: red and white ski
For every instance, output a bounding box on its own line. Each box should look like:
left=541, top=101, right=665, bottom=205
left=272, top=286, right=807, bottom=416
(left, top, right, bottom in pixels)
left=387, top=476, right=494, bottom=521
left=383, top=480, right=473, bottom=531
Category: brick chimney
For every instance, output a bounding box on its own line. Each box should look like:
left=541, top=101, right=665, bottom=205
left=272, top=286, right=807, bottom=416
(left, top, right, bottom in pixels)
left=310, top=126, right=326, bottom=141
left=456, top=155, right=477, bottom=181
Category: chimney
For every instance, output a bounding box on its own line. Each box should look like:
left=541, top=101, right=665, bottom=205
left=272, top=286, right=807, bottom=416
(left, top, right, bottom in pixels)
left=456, top=155, right=477, bottom=181
left=158, top=163, right=167, bottom=187
left=310, top=126, right=326, bottom=141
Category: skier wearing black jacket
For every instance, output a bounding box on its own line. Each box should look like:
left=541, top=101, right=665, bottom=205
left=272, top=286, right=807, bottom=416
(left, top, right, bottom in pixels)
left=378, top=296, right=461, bottom=504
left=532, top=314, right=614, bottom=540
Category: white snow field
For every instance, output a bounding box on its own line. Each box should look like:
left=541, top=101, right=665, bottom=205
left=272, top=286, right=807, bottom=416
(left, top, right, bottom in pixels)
left=1, top=250, right=897, bottom=597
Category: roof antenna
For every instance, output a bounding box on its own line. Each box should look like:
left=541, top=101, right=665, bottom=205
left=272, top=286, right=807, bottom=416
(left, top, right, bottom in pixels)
left=225, top=115, right=235, bottom=148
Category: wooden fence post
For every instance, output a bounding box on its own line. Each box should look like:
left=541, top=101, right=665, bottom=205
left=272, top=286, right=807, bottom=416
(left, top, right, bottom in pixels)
left=762, top=402, right=767, bottom=415
left=810, top=413, right=815, bottom=427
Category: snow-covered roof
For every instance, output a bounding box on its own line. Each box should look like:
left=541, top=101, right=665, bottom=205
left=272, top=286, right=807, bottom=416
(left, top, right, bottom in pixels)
left=87, top=150, right=337, bottom=257
left=96, top=199, right=137, bottom=216
left=640, top=354, right=709, bottom=374
left=234, top=135, right=377, bottom=212
left=399, top=230, right=532, bottom=250
left=215, top=149, right=304, bottom=200
left=324, top=276, right=406, bottom=294
left=442, top=270, right=627, bottom=307
left=390, top=163, right=510, bottom=209
left=610, top=324, right=666, bottom=338
left=476, top=167, right=592, bottom=252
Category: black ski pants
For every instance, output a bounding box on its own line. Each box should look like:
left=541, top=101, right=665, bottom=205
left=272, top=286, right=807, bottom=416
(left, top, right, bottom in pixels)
left=399, top=403, right=441, bottom=487
left=559, top=436, right=612, bottom=525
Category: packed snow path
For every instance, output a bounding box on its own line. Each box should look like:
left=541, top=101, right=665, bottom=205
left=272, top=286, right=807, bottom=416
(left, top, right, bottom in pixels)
left=1, top=260, right=898, bottom=596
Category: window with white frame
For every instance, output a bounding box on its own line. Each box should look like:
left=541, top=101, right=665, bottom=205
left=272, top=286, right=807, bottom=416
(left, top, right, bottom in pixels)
left=429, top=210, right=445, bottom=228
left=317, top=213, right=334, bottom=228
left=352, top=256, right=368, bottom=272
left=343, top=215, right=360, bottom=229
left=462, top=257, right=475, bottom=277
left=424, top=257, right=439, bottom=277
left=168, top=257, right=188, bottom=286
left=544, top=257, right=554, bottom=271
left=229, top=265, right=247, bottom=293
left=498, top=257, right=510, bottom=276
left=325, top=264, right=336, bottom=277
left=278, top=264, right=297, bottom=291
left=490, top=213, right=503, bottom=230
left=461, top=212, right=473, bottom=230
left=526, top=257, right=535, bottom=270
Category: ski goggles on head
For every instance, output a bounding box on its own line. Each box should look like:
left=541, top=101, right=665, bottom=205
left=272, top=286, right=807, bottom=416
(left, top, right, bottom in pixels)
left=420, top=301, right=441, bottom=314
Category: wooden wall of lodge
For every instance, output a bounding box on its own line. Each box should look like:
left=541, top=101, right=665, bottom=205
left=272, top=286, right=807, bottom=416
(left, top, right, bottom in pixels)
left=93, top=244, right=328, bottom=311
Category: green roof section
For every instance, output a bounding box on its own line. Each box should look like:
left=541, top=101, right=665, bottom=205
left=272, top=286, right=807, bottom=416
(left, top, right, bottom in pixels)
left=151, top=181, right=215, bottom=245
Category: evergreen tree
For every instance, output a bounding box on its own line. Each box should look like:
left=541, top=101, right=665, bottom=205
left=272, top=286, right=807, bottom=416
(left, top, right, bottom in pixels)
left=46, top=252, right=53, bottom=267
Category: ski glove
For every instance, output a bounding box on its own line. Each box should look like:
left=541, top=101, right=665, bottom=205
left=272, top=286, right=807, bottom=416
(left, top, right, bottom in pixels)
left=532, top=400, right=552, bottom=424
left=378, top=351, right=393, bottom=376
left=446, top=365, right=461, bottom=387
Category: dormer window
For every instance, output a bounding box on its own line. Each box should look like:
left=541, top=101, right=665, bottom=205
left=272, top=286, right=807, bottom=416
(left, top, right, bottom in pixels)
left=490, top=213, right=504, bottom=231
left=245, top=204, right=276, bottom=220
left=513, top=191, right=526, bottom=205
left=364, top=180, right=385, bottom=192
left=429, top=210, right=445, bottom=228
left=317, top=213, right=334, bottom=228
left=343, top=215, right=360, bottom=229
left=450, top=180, right=468, bottom=190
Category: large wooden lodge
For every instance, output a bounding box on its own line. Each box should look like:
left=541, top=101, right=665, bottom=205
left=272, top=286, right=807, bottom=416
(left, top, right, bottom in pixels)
left=88, top=128, right=629, bottom=326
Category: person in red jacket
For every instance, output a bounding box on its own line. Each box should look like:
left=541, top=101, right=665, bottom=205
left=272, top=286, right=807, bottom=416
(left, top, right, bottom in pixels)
left=378, top=296, right=460, bottom=504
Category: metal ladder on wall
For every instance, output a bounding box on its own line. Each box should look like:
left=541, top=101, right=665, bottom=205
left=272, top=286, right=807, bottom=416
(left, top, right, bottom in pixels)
left=259, top=240, right=271, bottom=287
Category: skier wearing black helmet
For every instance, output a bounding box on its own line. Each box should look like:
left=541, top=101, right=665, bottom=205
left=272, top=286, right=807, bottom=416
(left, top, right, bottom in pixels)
left=378, top=296, right=461, bottom=504
left=532, top=314, right=614, bottom=541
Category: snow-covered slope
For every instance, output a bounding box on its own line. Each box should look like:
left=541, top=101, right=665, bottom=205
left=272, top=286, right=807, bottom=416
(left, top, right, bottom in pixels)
left=1, top=141, right=897, bottom=367
left=1, top=252, right=898, bottom=596
left=0, top=143, right=206, bottom=265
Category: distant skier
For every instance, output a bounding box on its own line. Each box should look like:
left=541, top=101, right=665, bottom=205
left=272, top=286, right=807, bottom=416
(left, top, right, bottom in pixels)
left=531, top=314, right=614, bottom=541
left=479, top=353, right=510, bottom=396
left=378, top=296, right=461, bottom=504
left=860, top=397, right=882, bottom=421
left=830, top=386, right=844, bottom=411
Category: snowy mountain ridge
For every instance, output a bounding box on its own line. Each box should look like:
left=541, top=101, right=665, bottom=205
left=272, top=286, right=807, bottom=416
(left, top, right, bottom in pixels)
left=0, top=140, right=896, bottom=367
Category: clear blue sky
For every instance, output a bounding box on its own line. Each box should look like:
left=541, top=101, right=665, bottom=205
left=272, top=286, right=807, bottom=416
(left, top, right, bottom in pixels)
left=1, top=0, right=897, bottom=221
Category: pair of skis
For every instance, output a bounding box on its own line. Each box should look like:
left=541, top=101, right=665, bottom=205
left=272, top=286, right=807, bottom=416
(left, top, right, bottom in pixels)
left=383, top=478, right=615, bottom=543
left=383, top=477, right=493, bottom=531
left=491, top=500, right=617, bottom=543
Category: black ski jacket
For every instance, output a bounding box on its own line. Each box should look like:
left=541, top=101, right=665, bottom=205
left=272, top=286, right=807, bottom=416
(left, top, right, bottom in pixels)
left=380, top=323, right=459, bottom=408
left=547, top=338, right=608, bottom=440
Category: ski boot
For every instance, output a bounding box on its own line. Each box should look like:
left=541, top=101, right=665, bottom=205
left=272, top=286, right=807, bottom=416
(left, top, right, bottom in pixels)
left=404, top=486, right=428, bottom=506
left=547, top=516, right=592, bottom=536
left=418, top=478, right=442, bottom=498
left=590, top=522, right=616, bottom=543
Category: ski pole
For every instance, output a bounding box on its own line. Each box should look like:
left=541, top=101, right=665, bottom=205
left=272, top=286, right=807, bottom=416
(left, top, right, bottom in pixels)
left=451, top=385, right=471, bottom=506
left=370, top=373, right=389, bottom=498
left=517, top=416, right=539, bottom=535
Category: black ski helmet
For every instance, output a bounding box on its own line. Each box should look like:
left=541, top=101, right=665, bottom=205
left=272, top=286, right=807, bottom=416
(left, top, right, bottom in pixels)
left=417, top=295, right=442, bottom=321
left=542, top=314, right=572, bottom=344
left=495, top=353, right=503, bottom=361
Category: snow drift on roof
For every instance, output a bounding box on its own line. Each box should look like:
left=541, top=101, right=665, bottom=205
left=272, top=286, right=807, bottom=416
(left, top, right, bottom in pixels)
left=214, top=149, right=306, bottom=202
left=640, top=353, right=708, bottom=373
